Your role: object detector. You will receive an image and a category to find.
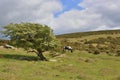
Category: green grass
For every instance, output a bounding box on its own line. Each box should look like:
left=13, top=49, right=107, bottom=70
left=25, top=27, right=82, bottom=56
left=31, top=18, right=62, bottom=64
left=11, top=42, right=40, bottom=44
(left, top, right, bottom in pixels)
left=0, top=29, right=120, bottom=80
left=0, top=48, right=120, bottom=80
left=56, top=29, right=120, bottom=38
left=64, top=34, right=120, bottom=42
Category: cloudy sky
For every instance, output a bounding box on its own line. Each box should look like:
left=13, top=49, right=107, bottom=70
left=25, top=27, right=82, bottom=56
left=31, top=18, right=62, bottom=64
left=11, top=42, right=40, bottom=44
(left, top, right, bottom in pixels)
left=0, top=0, right=120, bottom=35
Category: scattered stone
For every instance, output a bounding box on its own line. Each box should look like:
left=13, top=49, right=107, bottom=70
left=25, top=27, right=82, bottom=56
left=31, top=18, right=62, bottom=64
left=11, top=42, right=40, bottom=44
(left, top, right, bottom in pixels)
left=78, top=57, right=84, bottom=61
left=85, top=58, right=95, bottom=63
left=56, top=54, right=66, bottom=58
left=0, top=46, right=4, bottom=48
left=4, top=44, right=17, bottom=50
left=49, top=59, right=57, bottom=62
left=49, top=52, right=59, bottom=57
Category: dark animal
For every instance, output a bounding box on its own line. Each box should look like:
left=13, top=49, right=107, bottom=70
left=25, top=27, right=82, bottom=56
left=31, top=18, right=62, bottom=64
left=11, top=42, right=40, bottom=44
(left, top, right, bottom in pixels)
left=63, top=46, right=73, bottom=53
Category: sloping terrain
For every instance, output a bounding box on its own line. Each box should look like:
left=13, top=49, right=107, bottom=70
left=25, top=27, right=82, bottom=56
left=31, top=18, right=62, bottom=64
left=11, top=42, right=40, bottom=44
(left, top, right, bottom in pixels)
left=57, top=30, right=120, bottom=56
left=56, top=30, right=120, bottom=38
left=0, top=29, right=120, bottom=80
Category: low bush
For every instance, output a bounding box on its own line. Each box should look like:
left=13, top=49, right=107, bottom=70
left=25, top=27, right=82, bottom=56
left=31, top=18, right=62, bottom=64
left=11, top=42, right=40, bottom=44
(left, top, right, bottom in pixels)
left=93, top=50, right=100, bottom=55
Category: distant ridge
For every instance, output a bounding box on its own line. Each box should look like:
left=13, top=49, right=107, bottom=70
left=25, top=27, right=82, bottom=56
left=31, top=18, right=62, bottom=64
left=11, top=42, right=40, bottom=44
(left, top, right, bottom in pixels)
left=56, top=29, right=120, bottom=38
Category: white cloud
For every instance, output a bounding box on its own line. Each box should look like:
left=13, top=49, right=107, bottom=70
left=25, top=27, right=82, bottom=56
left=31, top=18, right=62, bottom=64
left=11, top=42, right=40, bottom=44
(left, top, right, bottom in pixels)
left=0, top=0, right=120, bottom=35
left=0, top=0, right=62, bottom=26
left=53, top=9, right=103, bottom=33
left=53, top=0, right=120, bottom=34
left=79, top=0, right=120, bottom=29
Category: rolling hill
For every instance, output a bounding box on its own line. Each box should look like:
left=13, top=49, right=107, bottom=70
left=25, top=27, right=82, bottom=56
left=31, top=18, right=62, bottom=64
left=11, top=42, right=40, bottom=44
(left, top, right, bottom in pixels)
left=0, top=29, right=120, bottom=80
left=56, top=29, right=120, bottom=38
left=56, top=29, right=120, bottom=56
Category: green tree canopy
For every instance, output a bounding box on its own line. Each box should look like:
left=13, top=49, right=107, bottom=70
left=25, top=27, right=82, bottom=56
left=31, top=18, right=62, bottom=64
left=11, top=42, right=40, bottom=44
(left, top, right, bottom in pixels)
left=2, top=23, right=59, bottom=60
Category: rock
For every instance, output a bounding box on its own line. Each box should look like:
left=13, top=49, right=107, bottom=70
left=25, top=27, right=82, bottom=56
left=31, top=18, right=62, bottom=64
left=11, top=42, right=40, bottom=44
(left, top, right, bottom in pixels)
left=4, top=44, right=16, bottom=49
left=0, top=46, right=4, bottom=48
left=49, top=59, right=57, bottom=62
left=56, top=54, right=66, bottom=58
left=85, top=58, right=95, bottom=63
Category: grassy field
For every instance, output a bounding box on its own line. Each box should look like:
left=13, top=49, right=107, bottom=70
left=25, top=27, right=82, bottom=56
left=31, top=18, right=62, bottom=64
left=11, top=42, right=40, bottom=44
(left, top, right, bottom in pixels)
left=0, top=30, right=120, bottom=80
left=0, top=48, right=120, bottom=80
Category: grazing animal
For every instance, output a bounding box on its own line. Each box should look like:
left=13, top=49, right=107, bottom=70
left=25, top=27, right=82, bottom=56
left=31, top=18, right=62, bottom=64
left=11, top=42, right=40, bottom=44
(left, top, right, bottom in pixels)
left=63, top=46, right=73, bottom=53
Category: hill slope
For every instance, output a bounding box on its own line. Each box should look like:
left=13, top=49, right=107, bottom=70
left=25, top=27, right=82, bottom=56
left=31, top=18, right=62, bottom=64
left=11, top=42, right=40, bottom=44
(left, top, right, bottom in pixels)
left=0, top=30, right=120, bottom=80
left=56, top=29, right=120, bottom=38
left=57, top=29, right=120, bottom=56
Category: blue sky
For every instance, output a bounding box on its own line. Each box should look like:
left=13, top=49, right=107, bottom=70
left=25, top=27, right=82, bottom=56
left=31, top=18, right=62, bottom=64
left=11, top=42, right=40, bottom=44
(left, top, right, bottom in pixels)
left=55, top=0, right=83, bottom=17
left=61, top=0, right=83, bottom=11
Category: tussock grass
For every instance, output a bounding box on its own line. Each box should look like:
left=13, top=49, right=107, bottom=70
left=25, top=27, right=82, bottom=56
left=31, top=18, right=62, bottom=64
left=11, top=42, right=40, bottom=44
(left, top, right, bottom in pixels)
left=0, top=48, right=120, bottom=80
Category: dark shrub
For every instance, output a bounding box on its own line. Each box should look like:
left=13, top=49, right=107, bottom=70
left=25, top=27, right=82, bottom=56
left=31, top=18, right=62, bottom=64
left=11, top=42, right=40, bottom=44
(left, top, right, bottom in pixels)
left=116, top=50, right=120, bottom=56
left=93, top=50, right=100, bottom=55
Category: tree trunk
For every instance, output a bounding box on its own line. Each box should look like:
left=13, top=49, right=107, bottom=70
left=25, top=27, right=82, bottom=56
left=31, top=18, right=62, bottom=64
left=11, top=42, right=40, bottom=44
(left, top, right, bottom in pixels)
left=37, top=51, right=47, bottom=61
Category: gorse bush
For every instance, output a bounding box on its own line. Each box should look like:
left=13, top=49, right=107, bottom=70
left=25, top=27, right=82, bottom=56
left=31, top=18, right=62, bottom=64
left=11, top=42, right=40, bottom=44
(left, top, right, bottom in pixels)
left=93, top=50, right=100, bottom=55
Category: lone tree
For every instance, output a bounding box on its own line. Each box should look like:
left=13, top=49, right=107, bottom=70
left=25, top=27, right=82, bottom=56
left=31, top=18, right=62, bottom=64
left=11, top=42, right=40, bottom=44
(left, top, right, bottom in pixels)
left=2, top=23, right=59, bottom=60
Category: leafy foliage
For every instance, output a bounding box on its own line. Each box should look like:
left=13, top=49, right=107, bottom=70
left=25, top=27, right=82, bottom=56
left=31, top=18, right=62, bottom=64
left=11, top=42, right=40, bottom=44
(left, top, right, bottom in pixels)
left=0, top=40, right=9, bottom=46
left=2, top=23, right=59, bottom=60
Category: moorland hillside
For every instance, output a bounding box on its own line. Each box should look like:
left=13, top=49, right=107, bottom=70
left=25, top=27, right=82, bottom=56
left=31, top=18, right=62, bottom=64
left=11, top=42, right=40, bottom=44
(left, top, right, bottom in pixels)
left=57, top=29, right=120, bottom=56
